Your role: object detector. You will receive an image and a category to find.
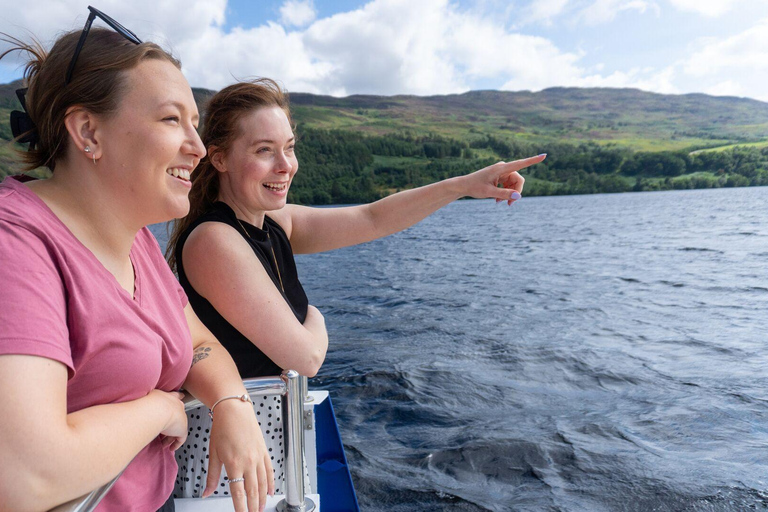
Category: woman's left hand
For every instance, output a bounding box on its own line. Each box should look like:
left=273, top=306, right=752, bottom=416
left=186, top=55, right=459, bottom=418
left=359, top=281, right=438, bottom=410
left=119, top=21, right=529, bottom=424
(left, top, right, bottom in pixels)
left=459, top=153, right=546, bottom=205
left=203, top=399, right=274, bottom=512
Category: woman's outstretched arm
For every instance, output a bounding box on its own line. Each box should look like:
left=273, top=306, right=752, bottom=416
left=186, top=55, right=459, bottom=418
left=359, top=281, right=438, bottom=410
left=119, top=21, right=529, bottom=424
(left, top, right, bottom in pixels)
left=276, top=154, right=546, bottom=254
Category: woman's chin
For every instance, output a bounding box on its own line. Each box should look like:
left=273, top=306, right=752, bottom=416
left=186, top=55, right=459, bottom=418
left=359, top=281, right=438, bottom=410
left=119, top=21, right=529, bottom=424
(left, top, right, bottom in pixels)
left=262, top=195, right=289, bottom=211
left=158, top=198, right=191, bottom=223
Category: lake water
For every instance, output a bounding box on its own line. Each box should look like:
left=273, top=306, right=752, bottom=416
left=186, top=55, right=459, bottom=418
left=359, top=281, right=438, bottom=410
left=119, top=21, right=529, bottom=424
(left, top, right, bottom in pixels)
left=155, top=186, right=768, bottom=511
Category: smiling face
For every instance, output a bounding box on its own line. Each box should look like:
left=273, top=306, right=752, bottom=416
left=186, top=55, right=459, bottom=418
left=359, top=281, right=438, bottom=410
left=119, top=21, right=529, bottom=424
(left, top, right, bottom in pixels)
left=96, top=58, right=206, bottom=226
left=215, top=106, right=298, bottom=221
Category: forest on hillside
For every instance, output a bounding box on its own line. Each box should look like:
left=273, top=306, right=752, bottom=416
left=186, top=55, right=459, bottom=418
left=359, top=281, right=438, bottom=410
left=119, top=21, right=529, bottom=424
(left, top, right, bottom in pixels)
left=289, top=128, right=768, bottom=204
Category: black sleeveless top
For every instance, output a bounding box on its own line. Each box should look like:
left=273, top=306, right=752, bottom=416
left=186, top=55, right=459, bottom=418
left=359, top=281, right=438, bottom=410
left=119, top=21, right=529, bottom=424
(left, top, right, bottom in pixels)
left=175, top=202, right=309, bottom=378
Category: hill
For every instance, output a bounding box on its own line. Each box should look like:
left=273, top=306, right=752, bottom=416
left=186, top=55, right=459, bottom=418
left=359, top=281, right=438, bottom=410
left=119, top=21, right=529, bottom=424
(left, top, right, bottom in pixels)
left=286, top=87, right=768, bottom=151
left=2, top=82, right=768, bottom=202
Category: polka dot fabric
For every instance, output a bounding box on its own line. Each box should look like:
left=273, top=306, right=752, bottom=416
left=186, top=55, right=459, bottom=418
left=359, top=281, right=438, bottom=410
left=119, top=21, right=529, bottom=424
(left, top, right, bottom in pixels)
left=173, top=395, right=309, bottom=498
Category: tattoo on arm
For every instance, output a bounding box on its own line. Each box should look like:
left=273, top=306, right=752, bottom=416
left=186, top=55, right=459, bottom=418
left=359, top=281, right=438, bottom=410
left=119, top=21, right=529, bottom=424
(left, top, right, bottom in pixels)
left=191, top=346, right=212, bottom=367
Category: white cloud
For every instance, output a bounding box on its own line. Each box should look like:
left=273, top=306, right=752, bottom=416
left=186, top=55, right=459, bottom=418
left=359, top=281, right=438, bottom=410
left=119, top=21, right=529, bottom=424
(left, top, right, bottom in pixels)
left=178, top=22, right=337, bottom=95
left=300, top=0, right=592, bottom=95
left=522, top=0, right=571, bottom=25
left=302, top=0, right=467, bottom=95
left=704, top=80, right=747, bottom=98
left=575, top=66, right=678, bottom=94
left=577, top=0, right=659, bottom=25
left=0, top=0, right=226, bottom=79
left=4, top=0, right=768, bottom=102
left=684, top=20, right=768, bottom=77
left=681, top=18, right=768, bottom=101
left=0, top=0, right=594, bottom=96
left=279, top=0, right=317, bottom=27
left=666, top=0, right=741, bottom=17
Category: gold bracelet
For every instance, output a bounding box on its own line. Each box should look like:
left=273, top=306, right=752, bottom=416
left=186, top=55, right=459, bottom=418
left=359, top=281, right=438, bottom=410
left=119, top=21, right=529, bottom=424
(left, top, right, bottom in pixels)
left=208, top=393, right=253, bottom=420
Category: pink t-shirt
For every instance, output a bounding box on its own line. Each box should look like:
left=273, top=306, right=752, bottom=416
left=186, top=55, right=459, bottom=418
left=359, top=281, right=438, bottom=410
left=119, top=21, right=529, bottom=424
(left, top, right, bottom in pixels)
left=0, top=176, right=192, bottom=511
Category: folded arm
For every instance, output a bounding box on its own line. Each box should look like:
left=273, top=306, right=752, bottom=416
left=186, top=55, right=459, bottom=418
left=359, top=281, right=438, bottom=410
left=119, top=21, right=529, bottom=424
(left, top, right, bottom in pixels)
left=0, top=355, right=184, bottom=512
left=182, top=223, right=328, bottom=378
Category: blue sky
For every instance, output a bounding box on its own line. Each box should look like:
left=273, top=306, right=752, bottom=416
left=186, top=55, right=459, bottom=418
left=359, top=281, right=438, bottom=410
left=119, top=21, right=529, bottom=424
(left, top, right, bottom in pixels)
left=2, top=0, right=768, bottom=100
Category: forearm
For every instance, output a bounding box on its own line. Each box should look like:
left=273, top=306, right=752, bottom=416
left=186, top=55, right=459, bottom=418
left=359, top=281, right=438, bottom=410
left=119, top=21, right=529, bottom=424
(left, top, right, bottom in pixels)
left=183, top=340, right=249, bottom=406
left=0, top=393, right=173, bottom=511
left=364, top=176, right=464, bottom=239
left=290, top=156, right=540, bottom=255
left=290, top=176, right=465, bottom=254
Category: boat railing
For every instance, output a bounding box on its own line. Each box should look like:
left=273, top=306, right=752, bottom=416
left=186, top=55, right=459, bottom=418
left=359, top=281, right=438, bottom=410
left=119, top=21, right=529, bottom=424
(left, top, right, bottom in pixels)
left=48, top=370, right=315, bottom=512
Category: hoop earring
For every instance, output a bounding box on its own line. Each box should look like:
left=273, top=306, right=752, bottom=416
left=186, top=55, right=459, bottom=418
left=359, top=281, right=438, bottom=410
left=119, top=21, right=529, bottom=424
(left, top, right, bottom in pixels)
left=84, top=145, right=96, bottom=165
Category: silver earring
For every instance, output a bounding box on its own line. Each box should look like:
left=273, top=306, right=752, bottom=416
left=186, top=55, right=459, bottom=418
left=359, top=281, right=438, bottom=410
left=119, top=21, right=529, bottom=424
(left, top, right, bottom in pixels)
left=84, top=146, right=96, bottom=165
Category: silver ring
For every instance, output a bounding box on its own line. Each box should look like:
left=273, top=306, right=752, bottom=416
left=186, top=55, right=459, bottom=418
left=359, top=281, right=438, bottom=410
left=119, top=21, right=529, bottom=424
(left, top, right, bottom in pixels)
left=229, top=477, right=245, bottom=484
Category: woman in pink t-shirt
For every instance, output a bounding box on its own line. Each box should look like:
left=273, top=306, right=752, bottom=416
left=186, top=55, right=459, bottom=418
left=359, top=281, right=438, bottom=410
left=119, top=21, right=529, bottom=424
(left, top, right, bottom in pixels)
left=0, top=8, right=272, bottom=512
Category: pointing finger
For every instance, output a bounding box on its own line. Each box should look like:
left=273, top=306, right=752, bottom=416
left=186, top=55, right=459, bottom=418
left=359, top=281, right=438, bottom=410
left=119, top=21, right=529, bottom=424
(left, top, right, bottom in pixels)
left=497, top=154, right=546, bottom=175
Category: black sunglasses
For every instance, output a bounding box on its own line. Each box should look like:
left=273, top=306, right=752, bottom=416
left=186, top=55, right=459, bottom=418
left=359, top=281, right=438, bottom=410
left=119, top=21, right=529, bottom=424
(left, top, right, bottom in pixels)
left=65, top=5, right=142, bottom=85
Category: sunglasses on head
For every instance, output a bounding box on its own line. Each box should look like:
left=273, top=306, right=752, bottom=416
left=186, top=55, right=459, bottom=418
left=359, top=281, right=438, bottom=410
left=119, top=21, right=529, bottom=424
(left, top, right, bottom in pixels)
left=65, top=5, right=142, bottom=85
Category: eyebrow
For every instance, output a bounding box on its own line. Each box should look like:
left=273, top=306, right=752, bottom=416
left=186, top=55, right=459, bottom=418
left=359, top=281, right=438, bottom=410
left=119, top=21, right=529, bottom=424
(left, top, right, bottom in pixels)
left=248, top=136, right=295, bottom=147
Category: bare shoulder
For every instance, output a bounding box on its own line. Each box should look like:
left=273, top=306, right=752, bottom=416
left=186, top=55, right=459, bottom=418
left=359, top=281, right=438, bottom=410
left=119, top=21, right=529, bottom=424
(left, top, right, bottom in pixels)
left=183, top=221, right=250, bottom=265
left=267, top=206, right=299, bottom=238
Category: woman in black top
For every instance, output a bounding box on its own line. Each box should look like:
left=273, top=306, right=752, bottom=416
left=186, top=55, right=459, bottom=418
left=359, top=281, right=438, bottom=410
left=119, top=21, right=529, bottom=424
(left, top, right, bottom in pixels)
left=167, top=78, right=545, bottom=379
left=174, top=201, right=307, bottom=378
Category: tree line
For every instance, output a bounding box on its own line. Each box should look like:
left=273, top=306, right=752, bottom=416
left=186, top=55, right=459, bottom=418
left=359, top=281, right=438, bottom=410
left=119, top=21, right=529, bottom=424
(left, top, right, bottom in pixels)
left=289, top=129, right=768, bottom=204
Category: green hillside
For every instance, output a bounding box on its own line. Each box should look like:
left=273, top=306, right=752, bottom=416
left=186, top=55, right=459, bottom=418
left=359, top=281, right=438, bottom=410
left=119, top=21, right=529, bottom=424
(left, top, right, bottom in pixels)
left=3, top=81, right=768, bottom=203
left=285, top=87, right=768, bottom=150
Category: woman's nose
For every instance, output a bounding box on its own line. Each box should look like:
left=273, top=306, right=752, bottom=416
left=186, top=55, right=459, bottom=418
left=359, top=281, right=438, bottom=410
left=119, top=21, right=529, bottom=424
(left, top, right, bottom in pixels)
left=185, top=126, right=206, bottom=160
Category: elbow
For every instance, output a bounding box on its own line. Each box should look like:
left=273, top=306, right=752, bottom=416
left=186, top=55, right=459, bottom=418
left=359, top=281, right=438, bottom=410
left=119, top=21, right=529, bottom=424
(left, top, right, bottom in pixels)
left=0, top=471, right=60, bottom=512
left=298, top=347, right=327, bottom=378
left=302, top=367, right=319, bottom=378
left=299, top=354, right=324, bottom=378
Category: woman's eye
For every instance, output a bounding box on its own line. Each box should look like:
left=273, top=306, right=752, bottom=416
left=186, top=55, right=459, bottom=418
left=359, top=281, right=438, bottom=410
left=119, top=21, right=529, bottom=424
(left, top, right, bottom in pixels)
left=286, top=144, right=296, bottom=152
left=163, top=116, right=180, bottom=123
left=257, top=147, right=271, bottom=154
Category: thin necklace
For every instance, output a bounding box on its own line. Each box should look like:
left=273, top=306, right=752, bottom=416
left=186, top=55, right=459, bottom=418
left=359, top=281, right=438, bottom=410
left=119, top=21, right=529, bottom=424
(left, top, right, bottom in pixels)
left=235, top=216, right=285, bottom=293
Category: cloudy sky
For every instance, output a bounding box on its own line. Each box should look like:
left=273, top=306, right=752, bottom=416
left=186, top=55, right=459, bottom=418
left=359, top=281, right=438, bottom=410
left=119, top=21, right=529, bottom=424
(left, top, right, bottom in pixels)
left=1, top=0, right=768, bottom=101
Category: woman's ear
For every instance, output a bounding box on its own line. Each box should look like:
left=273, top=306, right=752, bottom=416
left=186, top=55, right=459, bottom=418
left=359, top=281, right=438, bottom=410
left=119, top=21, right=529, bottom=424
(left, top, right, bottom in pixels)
left=209, top=146, right=227, bottom=173
left=63, top=106, right=102, bottom=161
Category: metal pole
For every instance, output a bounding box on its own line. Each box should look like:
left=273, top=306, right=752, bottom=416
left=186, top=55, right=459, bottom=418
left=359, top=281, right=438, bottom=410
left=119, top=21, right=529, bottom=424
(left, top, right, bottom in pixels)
left=277, top=370, right=315, bottom=512
left=47, top=471, right=124, bottom=512
left=301, top=374, right=314, bottom=403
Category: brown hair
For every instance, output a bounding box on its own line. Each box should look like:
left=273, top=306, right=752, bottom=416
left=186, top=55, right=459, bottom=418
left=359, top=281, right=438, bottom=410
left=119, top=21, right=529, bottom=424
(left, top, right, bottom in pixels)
left=1, top=28, right=180, bottom=171
left=166, top=78, right=292, bottom=271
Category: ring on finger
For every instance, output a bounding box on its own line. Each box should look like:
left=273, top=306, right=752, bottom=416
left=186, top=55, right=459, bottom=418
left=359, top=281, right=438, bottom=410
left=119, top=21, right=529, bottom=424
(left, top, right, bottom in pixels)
left=228, top=477, right=245, bottom=484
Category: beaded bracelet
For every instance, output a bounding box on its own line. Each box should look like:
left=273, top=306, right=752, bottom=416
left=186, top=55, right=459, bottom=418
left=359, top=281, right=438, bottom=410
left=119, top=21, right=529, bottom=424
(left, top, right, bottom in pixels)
left=208, top=393, right=253, bottom=420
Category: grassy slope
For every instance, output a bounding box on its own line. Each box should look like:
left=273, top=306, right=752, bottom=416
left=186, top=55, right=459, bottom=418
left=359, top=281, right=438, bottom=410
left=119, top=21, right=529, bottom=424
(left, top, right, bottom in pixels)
left=692, top=140, right=768, bottom=154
